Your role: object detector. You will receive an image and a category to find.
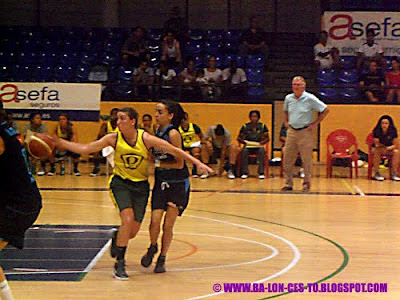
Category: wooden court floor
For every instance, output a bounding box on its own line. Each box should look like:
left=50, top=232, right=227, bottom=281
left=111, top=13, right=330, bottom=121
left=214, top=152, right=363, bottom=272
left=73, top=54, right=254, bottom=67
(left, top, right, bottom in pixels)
left=7, top=163, right=400, bottom=299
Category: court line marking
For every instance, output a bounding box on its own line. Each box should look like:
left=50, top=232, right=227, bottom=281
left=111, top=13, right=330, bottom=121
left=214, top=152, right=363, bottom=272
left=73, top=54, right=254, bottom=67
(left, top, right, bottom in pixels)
left=353, top=185, right=365, bottom=196
left=189, top=209, right=349, bottom=300
left=79, top=240, right=112, bottom=281
left=183, top=215, right=300, bottom=300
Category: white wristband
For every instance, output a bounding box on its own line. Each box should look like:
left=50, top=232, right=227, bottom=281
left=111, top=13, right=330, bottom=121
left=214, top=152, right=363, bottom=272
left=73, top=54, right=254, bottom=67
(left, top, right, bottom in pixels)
left=154, top=159, right=161, bottom=168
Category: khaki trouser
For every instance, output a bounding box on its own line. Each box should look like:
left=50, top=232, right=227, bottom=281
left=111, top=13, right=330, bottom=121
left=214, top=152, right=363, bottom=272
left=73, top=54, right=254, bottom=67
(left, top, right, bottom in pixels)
left=283, top=127, right=313, bottom=187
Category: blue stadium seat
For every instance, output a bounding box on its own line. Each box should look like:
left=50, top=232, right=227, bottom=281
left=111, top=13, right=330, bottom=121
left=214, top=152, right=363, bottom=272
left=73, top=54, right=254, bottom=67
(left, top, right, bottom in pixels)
left=148, top=40, right=162, bottom=56
left=53, top=65, right=74, bottom=82
left=185, top=40, right=203, bottom=55
left=317, top=69, right=336, bottom=86
left=338, top=69, right=359, bottom=86
left=31, top=65, right=53, bottom=82
left=113, top=82, right=133, bottom=97
left=148, top=28, right=163, bottom=41
left=150, top=56, right=160, bottom=68
left=224, top=41, right=239, bottom=54
left=246, top=55, right=265, bottom=68
left=117, top=66, right=135, bottom=81
left=19, top=39, right=41, bottom=52
left=98, top=52, right=119, bottom=66
left=0, top=38, right=19, bottom=52
left=79, top=52, right=97, bottom=66
left=339, top=88, right=359, bottom=102
left=0, top=51, right=16, bottom=65
left=11, top=65, right=32, bottom=82
left=246, top=68, right=263, bottom=84
left=204, top=41, right=223, bottom=55
left=339, top=56, right=356, bottom=70
left=319, top=88, right=338, bottom=100
left=59, top=52, right=79, bottom=67
left=248, top=87, right=265, bottom=98
left=226, top=30, right=241, bottom=42
left=188, top=29, right=204, bottom=41
left=18, top=51, right=40, bottom=65
left=0, top=65, right=12, bottom=81
left=75, top=65, right=90, bottom=82
left=38, top=51, right=59, bottom=68
left=205, top=30, right=225, bottom=42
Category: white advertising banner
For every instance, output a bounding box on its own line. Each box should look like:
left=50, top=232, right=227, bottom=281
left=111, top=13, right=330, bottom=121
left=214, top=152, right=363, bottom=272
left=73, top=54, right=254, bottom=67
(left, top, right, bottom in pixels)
left=323, top=11, right=400, bottom=56
left=0, top=82, right=101, bottom=121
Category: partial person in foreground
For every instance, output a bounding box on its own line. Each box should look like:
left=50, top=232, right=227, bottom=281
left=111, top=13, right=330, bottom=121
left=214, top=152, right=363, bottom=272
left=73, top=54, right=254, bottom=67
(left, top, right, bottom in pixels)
left=51, top=107, right=212, bottom=280
left=282, top=76, right=329, bottom=192
left=371, top=115, right=400, bottom=181
left=0, top=101, right=42, bottom=300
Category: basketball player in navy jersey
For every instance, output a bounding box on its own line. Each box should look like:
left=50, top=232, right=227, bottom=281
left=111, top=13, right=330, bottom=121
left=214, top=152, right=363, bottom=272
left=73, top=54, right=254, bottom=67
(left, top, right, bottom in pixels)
left=0, top=101, right=42, bottom=300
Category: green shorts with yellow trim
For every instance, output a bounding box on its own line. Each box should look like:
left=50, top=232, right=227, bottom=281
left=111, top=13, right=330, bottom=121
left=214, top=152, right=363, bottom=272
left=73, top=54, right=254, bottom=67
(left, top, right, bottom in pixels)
left=109, top=175, right=150, bottom=223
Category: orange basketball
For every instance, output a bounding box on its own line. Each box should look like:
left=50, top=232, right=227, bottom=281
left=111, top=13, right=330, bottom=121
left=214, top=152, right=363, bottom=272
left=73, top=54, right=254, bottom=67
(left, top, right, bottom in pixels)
left=27, top=133, right=56, bottom=159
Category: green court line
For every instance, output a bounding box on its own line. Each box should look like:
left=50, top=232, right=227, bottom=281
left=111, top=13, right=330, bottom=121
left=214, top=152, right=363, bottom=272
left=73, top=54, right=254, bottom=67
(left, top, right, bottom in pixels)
left=189, top=208, right=349, bottom=299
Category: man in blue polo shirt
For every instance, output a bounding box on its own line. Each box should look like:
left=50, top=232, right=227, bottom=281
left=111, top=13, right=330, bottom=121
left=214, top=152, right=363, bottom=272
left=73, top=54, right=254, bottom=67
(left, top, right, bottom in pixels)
left=282, top=76, right=329, bottom=192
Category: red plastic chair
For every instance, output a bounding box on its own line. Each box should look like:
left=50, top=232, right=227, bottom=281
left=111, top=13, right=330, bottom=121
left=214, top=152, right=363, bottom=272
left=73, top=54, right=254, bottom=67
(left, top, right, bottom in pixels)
left=365, top=132, right=399, bottom=179
left=236, top=142, right=269, bottom=178
left=326, top=129, right=358, bottom=178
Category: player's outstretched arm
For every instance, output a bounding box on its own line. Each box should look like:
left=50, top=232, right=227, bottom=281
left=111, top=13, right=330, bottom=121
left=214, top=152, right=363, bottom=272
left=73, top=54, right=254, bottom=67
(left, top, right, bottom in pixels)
left=143, top=132, right=213, bottom=175
left=52, top=133, right=117, bottom=156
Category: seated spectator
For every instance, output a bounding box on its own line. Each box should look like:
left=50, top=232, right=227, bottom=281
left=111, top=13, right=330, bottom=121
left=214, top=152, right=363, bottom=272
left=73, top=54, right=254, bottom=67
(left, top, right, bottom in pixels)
left=161, top=31, right=182, bottom=68
left=385, top=57, right=400, bottom=103
left=357, top=29, right=386, bottom=71
left=203, top=124, right=240, bottom=179
left=90, top=108, right=119, bottom=177
left=202, top=55, right=223, bottom=100
left=371, top=115, right=400, bottom=181
left=49, top=113, right=81, bottom=176
left=314, top=30, right=340, bottom=70
left=239, top=16, right=268, bottom=57
left=155, top=60, right=178, bottom=98
left=133, top=59, right=154, bottom=99
left=223, top=60, right=248, bottom=99
left=139, top=114, right=157, bottom=135
left=163, top=6, right=188, bottom=44
left=360, top=60, right=385, bottom=103
left=6, top=111, right=19, bottom=134
left=122, top=26, right=150, bottom=68
left=179, top=112, right=207, bottom=177
left=280, top=123, right=304, bottom=178
left=23, top=113, right=48, bottom=176
left=237, top=110, right=269, bottom=179
left=179, top=56, right=201, bottom=100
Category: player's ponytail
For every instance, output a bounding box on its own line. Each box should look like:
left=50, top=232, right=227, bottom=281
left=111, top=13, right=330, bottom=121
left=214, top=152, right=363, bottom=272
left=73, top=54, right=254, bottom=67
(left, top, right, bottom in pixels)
left=160, top=100, right=185, bottom=129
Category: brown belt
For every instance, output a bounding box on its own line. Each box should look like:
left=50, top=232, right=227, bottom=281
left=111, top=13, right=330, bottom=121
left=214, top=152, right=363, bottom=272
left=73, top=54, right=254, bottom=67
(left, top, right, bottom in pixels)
left=290, top=125, right=309, bottom=131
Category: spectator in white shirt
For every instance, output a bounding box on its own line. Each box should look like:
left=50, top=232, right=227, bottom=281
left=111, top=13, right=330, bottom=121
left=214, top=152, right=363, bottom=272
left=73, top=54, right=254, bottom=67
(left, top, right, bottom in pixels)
left=133, top=59, right=154, bottom=98
left=155, top=60, right=178, bottom=98
left=314, top=31, right=339, bottom=70
left=357, top=29, right=386, bottom=71
left=202, top=55, right=222, bottom=100
left=223, top=60, right=248, bottom=99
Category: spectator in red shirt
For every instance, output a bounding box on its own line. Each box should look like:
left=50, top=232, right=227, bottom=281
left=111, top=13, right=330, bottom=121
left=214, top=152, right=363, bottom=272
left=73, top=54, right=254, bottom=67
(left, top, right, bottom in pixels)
left=385, top=57, right=400, bottom=103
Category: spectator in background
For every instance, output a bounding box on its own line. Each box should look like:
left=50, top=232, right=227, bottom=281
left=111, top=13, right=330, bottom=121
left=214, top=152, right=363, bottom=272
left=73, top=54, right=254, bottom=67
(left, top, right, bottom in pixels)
left=239, top=16, right=268, bottom=57
left=360, top=60, right=385, bottom=103
left=90, top=108, right=119, bottom=177
left=139, top=114, right=157, bottom=136
left=163, top=6, right=188, bottom=44
left=122, top=27, right=150, bottom=68
left=155, top=60, right=178, bottom=98
left=23, top=113, right=48, bottom=176
left=50, top=113, right=81, bottom=176
left=237, top=110, right=269, bottom=179
left=204, top=124, right=239, bottom=179
left=385, top=57, right=400, bottom=103
left=133, top=59, right=154, bottom=99
left=179, top=113, right=207, bottom=178
left=203, top=55, right=223, bottom=100
left=371, top=115, right=400, bottom=181
left=6, top=112, right=19, bottom=134
left=314, top=30, right=340, bottom=70
left=357, top=29, right=386, bottom=71
left=179, top=57, right=200, bottom=101
left=161, top=31, right=182, bottom=69
left=223, top=60, right=248, bottom=99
